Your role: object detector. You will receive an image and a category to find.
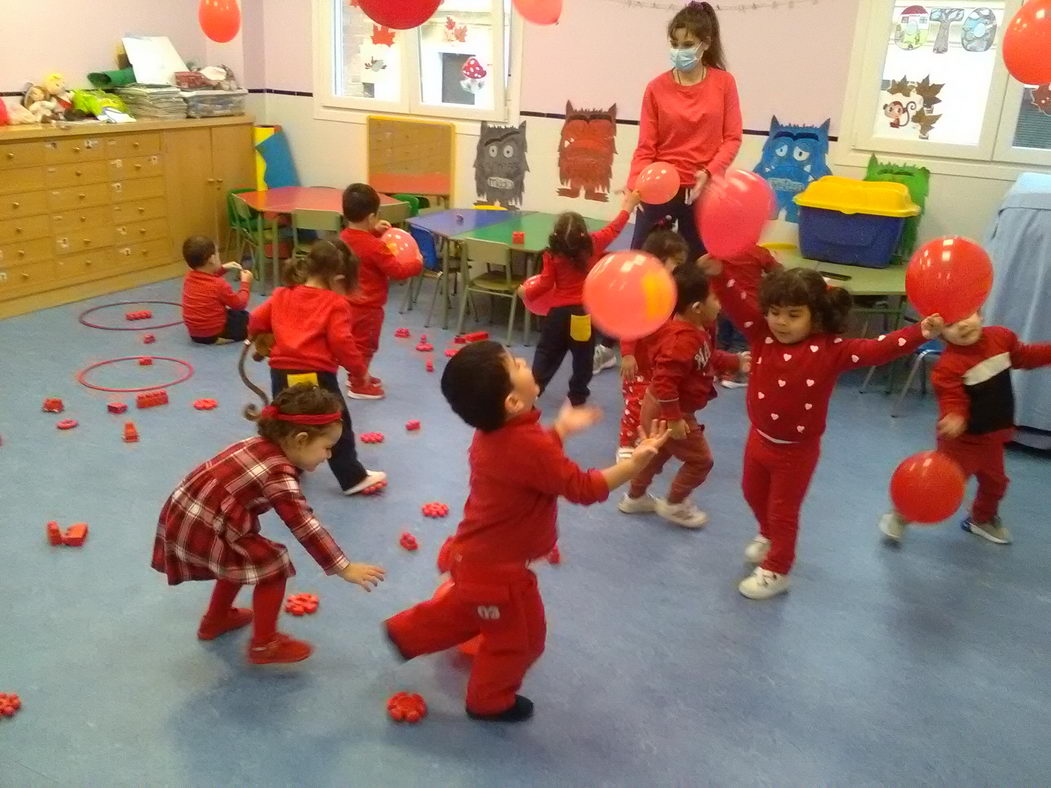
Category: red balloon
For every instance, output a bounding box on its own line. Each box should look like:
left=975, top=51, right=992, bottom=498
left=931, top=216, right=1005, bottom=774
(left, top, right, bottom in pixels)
left=357, top=0, right=441, bottom=30
left=905, top=236, right=993, bottom=324
left=1003, top=0, right=1051, bottom=85
left=512, top=0, right=563, bottom=25
left=636, top=162, right=681, bottom=205
left=520, top=274, right=555, bottom=316
left=198, top=0, right=241, bottom=43
left=697, top=170, right=775, bottom=259
left=583, top=251, right=677, bottom=341
left=889, top=451, right=966, bottom=524
left=381, top=228, right=422, bottom=265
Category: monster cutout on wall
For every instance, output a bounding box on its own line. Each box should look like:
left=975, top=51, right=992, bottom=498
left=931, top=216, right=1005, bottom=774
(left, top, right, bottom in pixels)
left=557, top=101, right=617, bottom=202
left=864, top=154, right=930, bottom=263
left=753, top=117, right=831, bottom=223
left=475, top=121, right=528, bottom=207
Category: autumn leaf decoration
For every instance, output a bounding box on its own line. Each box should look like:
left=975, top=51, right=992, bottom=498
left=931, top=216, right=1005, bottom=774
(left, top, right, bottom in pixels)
left=372, top=25, right=395, bottom=47
left=886, top=74, right=945, bottom=139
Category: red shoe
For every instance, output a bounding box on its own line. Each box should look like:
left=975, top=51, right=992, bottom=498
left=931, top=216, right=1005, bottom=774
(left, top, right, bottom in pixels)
left=197, top=607, right=253, bottom=640
left=247, top=633, right=314, bottom=664
left=369, top=376, right=382, bottom=386
left=347, top=380, right=385, bottom=400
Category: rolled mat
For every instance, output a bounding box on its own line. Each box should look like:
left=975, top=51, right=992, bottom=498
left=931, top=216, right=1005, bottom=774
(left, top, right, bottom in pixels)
left=87, top=68, right=137, bottom=89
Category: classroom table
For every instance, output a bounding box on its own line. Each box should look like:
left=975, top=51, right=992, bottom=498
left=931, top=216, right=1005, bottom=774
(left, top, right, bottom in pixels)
left=779, top=252, right=906, bottom=297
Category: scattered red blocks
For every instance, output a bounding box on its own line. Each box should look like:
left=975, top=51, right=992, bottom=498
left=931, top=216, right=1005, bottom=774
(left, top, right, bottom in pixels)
left=425, top=360, right=434, bottom=373
left=143, top=333, right=156, bottom=344
left=394, top=328, right=410, bottom=338
left=359, top=480, right=387, bottom=496
left=444, top=347, right=460, bottom=357
left=0, top=693, right=22, bottom=719
left=42, top=398, right=64, bottom=413
left=420, top=334, right=427, bottom=342
left=284, top=592, right=319, bottom=616
left=123, top=422, right=139, bottom=443
left=548, top=545, right=561, bottom=565
left=405, top=420, right=420, bottom=431
left=416, top=342, right=434, bottom=352
left=138, top=357, right=153, bottom=366
left=136, top=390, right=168, bottom=409
left=107, top=402, right=128, bottom=414
left=360, top=432, right=385, bottom=444
left=511, top=231, right=526, bottom=244
left=421, top=502, right=449, bottom=518
left=46, top=521, right=63, bottom=546
left=462, top=331, right=489, bottom=342
left=453, top=335, right=467, bottom=344
left=399, top=531, right=419, bottom=551
left=125, top=310, right=153, bottom=321
left=193, top=399, right=218, bottom=410
left=56, top=419, right=78, bottom=431
left=387, top=692, right=427, bottom=723
left=63, top=523, right=88, bottom=547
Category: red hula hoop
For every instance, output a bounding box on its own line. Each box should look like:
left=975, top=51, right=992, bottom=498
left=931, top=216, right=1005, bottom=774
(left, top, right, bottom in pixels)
left=76, top=356, right=195, bottom=393
left=79, top=301, right=184, bottom=331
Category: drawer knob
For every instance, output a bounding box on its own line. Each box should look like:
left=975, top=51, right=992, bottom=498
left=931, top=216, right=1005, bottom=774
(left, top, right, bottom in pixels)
left=75, top=170, right=82, bottom=176
left=73, top=146, right=81, bottom=153
left=133, top=142, right=140, bottom=148
left=84, top=239, right=91, bottom=244
left=21, top=272, right=29, bottom=280
left=17, top=250, right=25, bottom=258
left=78, top=193, right=86, bottom=199
left=138, top=207, right=145, bottom=213
left=11, top=202, right=20, bottom=208
left=134, top=164, right=142, bottom=170
left=139, top=228, right=147, bottom=234
left=5, top=152, right=13, bottom=160
left=206, top=178, right=216, bottom=184
left=86, top=260, right=93, bottom=266
left=15, top=227, right=22, bottom=234
left=80, top=216, right=87, bottom=222
left=141, top=249, right=148, bottom=256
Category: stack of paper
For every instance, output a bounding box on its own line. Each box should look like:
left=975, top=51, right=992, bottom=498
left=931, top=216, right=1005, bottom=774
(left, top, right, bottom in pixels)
left=115, top=85, right=186, bottom=119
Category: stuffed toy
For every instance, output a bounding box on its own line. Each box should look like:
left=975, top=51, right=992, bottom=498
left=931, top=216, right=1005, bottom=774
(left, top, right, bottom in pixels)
left=44, top=74, right=74, bottom=119
left=22, top=84, right=60, bottom=123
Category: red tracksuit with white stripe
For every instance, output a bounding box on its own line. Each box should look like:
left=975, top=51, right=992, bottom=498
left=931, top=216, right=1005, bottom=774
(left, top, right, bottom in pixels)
left=712, top=272, right=927, bottom=574
left=930, top=326, right=1051, bottom=523
left=384, top=410, right=609, bottom=715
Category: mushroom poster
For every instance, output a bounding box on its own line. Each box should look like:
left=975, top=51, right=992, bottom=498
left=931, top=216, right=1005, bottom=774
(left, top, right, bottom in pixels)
left=556, top=101, right=618, bottom=203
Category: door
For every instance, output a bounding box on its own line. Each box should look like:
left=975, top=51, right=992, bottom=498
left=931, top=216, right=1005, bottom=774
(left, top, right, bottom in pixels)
left=211, top=124, right=256, bottom=246
left=164, top=128, right=217, bottom=261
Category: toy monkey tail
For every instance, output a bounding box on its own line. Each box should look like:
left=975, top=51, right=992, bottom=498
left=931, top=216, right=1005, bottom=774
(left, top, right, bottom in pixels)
left=239, top=340, right=269, bottom=419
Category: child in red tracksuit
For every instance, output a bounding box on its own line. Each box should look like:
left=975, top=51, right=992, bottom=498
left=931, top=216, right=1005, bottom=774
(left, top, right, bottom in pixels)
left=152, top=384, right=385, bottom=665
left=705, top=262, right=944, bottom=599
left=180, top=235, right=254, bottom=344
left=339, top=183, right=423, bottom=400
left=384, top=341, right=668, bottom=722
left=879, top=312, right=1051, bottom=545
left=618, top=265, right=745, bottom=528
left=530, top=189, right=639, bottom=406
left=249, top=240, right=386, bottom=496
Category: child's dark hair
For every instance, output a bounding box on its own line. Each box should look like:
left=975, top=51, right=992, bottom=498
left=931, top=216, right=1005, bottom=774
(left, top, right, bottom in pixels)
left=284, top=238, right=359, bottom=291
left=342, top=183, right=381, bottom=222
left=669, top=1, right=726, bottom=70
left=673, top=263, right=712, bottom=313
left=642, top=223, right=689, bottom=265
left=182, top=235, right=216, bottom=269
left=441, top=341, right=513, bottom=432
left=244, top=383, right=343, bottom=443
left=759, top=268, right=853, bottom=334
left=548, top=211, right=593, bottom=269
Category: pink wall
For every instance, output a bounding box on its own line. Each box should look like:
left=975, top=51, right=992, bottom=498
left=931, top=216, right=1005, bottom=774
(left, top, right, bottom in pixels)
left=261, top=0, right=313, bottom=92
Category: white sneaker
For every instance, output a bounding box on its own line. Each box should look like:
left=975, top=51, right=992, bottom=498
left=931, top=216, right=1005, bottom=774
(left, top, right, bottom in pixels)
left=615, top=446, right=635, bottom=462
left=592, top=345, right=617, bottom=375
left=654, top=498, right=708, bottom=529
left=719, top=376, right=747, bottom=389
left=343, top=470, right=387, bottom=496
left=879, top=511, right=908, bottom=542
left=617, top=492, right=657, bottom=514
left=744, top=535, right=771, bottom=564
left=738, top=567, right=790, bottom=599
left=961, top=516, right=1012, bottom=545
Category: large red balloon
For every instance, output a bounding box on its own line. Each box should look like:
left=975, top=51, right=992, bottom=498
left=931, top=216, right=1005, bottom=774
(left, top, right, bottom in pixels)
left=889, top=451, right=966, bottom=524
left=905, top=236, right=993, bottom=324
left=583, top=251, right=677, bottom=341
left=512, top=0, right=563, bottom=25
left=520, top=274, right=555, bottom=316
left=697, top=170, right=775, bottom=259
left=381, top=228, right=422, bottom=266
left=636, top=162, right=681, bottom=205
left=357, top=0, right=441, bottom=30
left=1003, top=0, right=1051, bottom=85
left=199, top=0, right=241, bottom=43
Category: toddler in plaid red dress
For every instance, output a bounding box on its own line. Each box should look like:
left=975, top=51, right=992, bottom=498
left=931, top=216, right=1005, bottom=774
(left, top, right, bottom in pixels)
left=152, top=385, right=385, bottom=664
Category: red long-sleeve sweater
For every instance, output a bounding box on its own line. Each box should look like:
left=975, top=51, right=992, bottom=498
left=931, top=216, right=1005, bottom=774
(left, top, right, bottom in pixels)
left=644, top=317, right=739, bottom=420
left=181, top=270, right=250, bottom=338
left=248, top=286, right=366, bottom=378
left=627, top=69, right=743, bottom=189
left=712, top=271, right=927, bottom=442
left=452, top=410, right=609, bottom=565
left=931, top=326, right=1051, bottom=442
left=340, top=227, right=423, bottom=310
left=529, top=211, right=629, bottom=308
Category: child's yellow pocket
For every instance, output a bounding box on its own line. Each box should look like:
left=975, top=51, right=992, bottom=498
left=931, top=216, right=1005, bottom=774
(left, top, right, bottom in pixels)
left=286, top=372, right=319, bottom=388
left=570, top=313, right=592, bottom=343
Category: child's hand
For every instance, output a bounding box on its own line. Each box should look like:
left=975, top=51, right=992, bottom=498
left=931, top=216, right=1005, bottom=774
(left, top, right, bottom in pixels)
left=621, top=189, right=642, bottom=213
left=937, top=413, right=967, bottom=439
left=554, top=402, right=603, bottom=439
left=668, top=418, right=689, bottom=440
left=240, top=269, right=254, bottom=283
left=697, top=254, right=722, bottom=276
left=375, top=219, right=393, bottom=234
left=222, top=261, right=243, bottom=271
left=921, top=314, right=944, bottom=339
left=631, top=419, right=670, bottom=466
left=738, top=351, right=752, bottom=375
left=620, top=354, right=638, bottom=381
left=340, top=562, right=386, bottom=591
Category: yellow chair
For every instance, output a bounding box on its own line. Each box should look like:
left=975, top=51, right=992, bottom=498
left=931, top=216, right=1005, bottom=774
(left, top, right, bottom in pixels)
left=456, top=238, right=524, bottom=345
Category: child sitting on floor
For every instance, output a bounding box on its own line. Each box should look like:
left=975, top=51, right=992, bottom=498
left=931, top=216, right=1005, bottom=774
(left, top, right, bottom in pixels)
left=181, top=235, right=254, bottom=345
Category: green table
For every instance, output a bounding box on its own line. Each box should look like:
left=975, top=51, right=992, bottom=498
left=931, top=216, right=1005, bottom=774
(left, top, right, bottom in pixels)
left=780, top=252, right=905, bottom=297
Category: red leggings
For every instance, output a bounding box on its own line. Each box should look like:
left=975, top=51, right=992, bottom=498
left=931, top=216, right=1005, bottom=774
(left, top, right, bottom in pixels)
left=350, top=305, right=385, bottom=371
left=629, top=394, right=714, bottom=504
left=937, top=435, right=1008, bottom=523
left=741, top=428, right=822, bottom=575
left=618, top=375, right=649, bottom=448
left=205, top=576, right=287, bottom=645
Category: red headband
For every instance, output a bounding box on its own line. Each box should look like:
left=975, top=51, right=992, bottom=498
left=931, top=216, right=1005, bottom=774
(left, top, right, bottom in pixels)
left=259, top=405, right=342, bottom=425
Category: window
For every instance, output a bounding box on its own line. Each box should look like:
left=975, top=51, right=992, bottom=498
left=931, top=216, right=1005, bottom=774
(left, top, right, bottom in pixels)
left=314, top=0, right=514, bottom=123
left=839, top=0, right=1051, bottom=171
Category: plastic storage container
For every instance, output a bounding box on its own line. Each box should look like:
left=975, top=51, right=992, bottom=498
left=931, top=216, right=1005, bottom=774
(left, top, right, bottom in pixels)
left=794, top=176, right=919, bottom=268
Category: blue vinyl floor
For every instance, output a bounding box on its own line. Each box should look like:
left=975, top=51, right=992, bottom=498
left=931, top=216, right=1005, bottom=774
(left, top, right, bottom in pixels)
left=1, top=278, right=1049, bottom=786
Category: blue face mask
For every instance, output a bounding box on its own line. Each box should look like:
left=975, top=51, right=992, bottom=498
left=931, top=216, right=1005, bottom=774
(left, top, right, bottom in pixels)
left=670, top=46, right=701, bottom=71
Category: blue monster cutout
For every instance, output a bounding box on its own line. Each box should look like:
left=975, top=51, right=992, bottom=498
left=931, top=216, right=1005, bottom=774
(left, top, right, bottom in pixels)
left=753, top=117, right=832, bottom=223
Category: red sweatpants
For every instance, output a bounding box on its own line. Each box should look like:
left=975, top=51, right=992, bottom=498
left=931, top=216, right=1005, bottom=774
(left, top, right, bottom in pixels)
left=350, top=305, right=385, bottom=370
left=385, top=564, right=546, bottom=715
left=618, top=375, right=649, bottom=448
left=629, top=394, right=714, bottom=504
left=741, top=428, right=822, bottom=575
left=937, top=435, right=1008, bottom=523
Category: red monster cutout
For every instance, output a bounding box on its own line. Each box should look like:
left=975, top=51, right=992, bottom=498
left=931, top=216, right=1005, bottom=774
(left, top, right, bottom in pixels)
left=557, top=101, right=617, bottom=203
left=1032, top=84, right=1051, bottom=116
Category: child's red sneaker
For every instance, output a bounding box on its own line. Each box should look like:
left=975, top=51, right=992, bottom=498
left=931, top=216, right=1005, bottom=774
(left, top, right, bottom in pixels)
left=197, top=608, right=254, bottom=640
left=347, top=380, right=385, bottom=400
left=248, top=633, right=314, bottom=664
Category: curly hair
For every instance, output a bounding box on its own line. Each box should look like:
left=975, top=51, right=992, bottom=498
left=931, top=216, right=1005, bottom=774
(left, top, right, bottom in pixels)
left=759, top=268, right=853, bottom=334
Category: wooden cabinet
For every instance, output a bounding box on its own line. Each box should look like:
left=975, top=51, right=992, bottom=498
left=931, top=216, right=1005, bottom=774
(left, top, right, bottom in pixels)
left=0, top=116, right=254, bottom=317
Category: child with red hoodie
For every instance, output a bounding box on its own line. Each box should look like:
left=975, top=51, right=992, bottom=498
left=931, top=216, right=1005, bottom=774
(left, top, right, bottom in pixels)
left=248, top=240, right=386, bottom=496
left=339, top=183, right=423, bottom=400
left=529, top=190, right=640, bottom=405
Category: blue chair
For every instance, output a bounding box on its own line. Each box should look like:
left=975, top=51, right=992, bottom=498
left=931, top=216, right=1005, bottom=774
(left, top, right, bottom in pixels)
left=400, top=224, right=443, bottom=319
left=861, top=338, right=943, bottom=417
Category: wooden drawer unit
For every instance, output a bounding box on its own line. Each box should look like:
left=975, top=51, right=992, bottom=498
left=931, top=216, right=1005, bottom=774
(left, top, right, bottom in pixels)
left=48, top=182, right=112, bottom=211
left=0, top=214, right=51, bottom=244
left=54, top=249, right=112, bottom=280
left=113, top=196, right=167, bottom=224
left=109, top=154, right=164, bottom=181
left=114, top=238, right=170, bottom=270
left=0, top=166, right=45, bottom=196
left=51, top=205, right=113, bottom=236
left=0, top=260, right=54, bottom=299
left=0, top=141, right=46, bottom=171
left=54, top=224, right=114, bottom=256
left=44, top=137, right=106, bottom=163
left=0, top=236, right=51, bottom=266
left=115, top=217, right=168, bottom=244
left=103, top=133, right=161, bottom=159
left=44, top=160, right=111, bottom=189
left=0, top=191, right=49, bottom=220
left=112, top=177, right=166, bottom=203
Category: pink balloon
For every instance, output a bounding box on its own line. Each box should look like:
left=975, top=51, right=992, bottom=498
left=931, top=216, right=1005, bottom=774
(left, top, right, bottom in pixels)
left=199, top=0, right=241, bottom=43
left=697, top=170, right=775, bottom=259
left=512, top=0, right=563, bottom=24
left=381, top=228, right=422, bottom=265
left=636, top=162, right=681, bottom=205
left=520, top=274, right=555, bottom=316
left=583, top=251, right=677, bottom=341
